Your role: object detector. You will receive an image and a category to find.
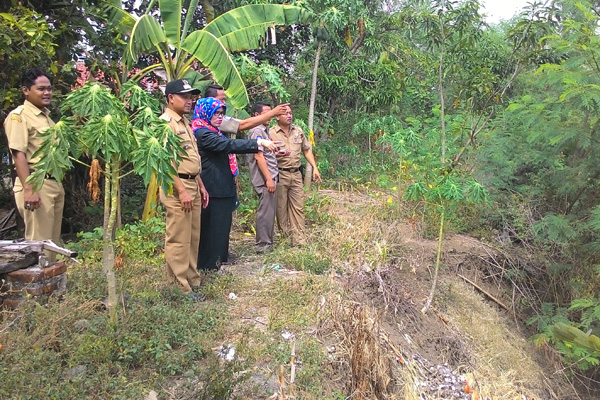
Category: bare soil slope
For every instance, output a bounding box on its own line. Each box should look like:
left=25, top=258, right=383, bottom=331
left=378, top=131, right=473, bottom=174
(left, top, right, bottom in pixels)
left=215, top=188, right=577, bottom=399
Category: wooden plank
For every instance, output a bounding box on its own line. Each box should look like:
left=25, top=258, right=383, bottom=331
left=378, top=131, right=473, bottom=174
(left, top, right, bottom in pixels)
left=0, top=240, right=77, bottom=258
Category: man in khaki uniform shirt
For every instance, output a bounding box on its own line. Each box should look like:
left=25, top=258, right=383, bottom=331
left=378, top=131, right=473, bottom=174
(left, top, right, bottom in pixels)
left=3, top=69, right=64, bottom=261
left=269, top=106, right=321, bottom=246
left=159, top=79, right=209, bottom=302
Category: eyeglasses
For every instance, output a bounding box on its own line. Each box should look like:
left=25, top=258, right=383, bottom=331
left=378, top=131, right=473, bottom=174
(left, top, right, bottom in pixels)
left=214, top=111, right=225, bottom=117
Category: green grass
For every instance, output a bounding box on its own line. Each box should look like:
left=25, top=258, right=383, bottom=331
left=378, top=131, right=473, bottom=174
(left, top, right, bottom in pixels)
left=0, top=217, right=238, bottom=399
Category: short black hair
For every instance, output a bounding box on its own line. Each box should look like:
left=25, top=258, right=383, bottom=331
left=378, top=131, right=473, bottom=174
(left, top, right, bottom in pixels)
left=204, top=84, right=224, bottom=98
left=252, top=101, right=272, bottom=115
left=21, top=68, right=52, bottom=88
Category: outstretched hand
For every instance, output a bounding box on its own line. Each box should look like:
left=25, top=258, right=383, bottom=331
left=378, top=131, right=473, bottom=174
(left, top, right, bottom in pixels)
left=271, top=103, right=290, bottom=116
left=259, top=139, right=277, bottom=152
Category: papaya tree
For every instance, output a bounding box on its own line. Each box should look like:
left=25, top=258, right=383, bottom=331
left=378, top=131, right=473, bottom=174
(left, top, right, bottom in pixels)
left=105, top=0, right=312, bottom=218
left=29, top=81, right=180, bottom=324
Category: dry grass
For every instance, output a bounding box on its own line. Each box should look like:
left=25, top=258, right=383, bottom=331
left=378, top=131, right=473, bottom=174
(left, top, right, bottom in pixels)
left=323, top=298, right=398, bottom=399
left=297, top=188, right=572, bottom=399
left=442, top=278, right=564, bottom=399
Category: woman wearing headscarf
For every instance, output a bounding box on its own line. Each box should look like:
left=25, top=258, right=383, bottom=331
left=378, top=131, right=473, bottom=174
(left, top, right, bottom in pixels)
left=192, top=97, right=277, bottom=271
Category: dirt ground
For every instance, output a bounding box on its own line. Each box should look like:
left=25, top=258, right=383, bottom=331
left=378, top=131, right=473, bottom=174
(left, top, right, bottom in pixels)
left=217, top=188, right=585, bottom=399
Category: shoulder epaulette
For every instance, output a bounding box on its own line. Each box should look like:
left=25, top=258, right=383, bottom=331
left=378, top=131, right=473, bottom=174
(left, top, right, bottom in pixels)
left=12, top=106, right=24, bottom=115
left=159, top=114, right=171, bottom=122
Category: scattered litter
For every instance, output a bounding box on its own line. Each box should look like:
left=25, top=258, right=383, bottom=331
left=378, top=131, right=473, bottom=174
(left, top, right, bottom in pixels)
left=215, top=344, right=236, bottom=361
left=281, top=330, right=295, bottom=340
left=228, top=292, right=237, bottom=300
left=412, top=354, right=470, bottom=400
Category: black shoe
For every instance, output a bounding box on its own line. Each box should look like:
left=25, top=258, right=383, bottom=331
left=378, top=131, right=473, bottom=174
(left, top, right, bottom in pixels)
left=191, top=285, right=203, bottom=293
left=188, top=291, right=206, bottom=302
left=221, top=252, right=237, bottom=265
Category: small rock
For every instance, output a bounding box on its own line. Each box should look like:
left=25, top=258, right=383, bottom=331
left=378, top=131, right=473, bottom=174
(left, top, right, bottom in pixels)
left=144, top=390, right=158, bottom=400
left=64, top=364, right=87, bottom=379
left=73, top=319, right=90, bottom=331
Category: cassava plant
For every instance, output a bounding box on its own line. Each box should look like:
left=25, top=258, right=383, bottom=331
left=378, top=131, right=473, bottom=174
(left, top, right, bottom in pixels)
left=29, top=81, right=180, bottom=324
left=404, top=172, right=488, bottom=314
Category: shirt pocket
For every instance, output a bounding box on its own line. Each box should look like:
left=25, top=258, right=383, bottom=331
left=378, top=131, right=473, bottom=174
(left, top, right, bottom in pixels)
left=178, top=131, right=193, bottom=151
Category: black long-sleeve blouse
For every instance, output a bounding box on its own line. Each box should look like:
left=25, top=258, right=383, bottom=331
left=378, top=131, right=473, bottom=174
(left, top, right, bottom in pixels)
left=195, top=127, right=259, bottom=198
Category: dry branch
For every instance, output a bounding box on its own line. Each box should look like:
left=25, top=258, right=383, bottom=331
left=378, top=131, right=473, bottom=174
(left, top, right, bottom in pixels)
left=458, top=274, right=509, bottom=311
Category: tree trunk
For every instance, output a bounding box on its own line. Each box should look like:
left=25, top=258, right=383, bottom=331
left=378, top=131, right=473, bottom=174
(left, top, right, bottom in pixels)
left=439, top=45, right=446, bottom=164
left=103, top=159, right=119, bottom=324
left=439, top=0, right=447, bottom=164
left=102, top=163, right=111, bottom=275
left=305, top=40, right=322, bottom=187
left=142, top=173, right=159, bottom=221
left=421, top=207, right=445, bottom=314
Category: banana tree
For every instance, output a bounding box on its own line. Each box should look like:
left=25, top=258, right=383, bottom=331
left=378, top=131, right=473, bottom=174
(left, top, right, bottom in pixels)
left=106, top=0, right=312, bottom=218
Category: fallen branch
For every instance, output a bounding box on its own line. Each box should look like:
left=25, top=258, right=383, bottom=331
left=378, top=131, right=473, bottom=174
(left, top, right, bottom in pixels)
left=458, top=274, right=509, bottom=311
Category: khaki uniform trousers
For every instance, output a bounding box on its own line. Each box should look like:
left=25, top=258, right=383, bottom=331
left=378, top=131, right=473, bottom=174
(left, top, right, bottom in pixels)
left=14, top=177, right=64, bottom=262
left=160, top=179, right=202, bottom=294
left=254, top=182, right=277, bottom=248
left=276, top=170, right=304, bottom=245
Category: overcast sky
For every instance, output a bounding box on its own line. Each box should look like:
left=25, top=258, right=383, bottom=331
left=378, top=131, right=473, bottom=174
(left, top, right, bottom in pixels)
left=480, top=0, right=531, bottom=22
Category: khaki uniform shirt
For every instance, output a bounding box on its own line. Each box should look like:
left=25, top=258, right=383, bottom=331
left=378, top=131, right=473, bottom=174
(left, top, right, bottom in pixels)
left=248, top=124, right=278, bottom=188
left=269, top=124, right=311, bottom=169
left=220, top=116, right=241, bottom=135
left=4, top=100, right=55, bottom=165
left=160, top=108, right=200, bottom=175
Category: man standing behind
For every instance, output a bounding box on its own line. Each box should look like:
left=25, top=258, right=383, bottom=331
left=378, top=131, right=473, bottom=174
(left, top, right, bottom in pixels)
left=269, top=105, right=321, bottom=246
left=4, top=68, right=64, bottom=261
left=159, top=79, right=209, bottom=302
left=204, top=85, right=290, bottom=134
left=247, top=101, right=287, bottom=253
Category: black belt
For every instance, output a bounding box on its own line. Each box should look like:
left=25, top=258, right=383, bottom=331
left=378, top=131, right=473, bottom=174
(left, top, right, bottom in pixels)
left=278, top=167, right=300, bottom=173
left=178, top=173, right=198, bottom=180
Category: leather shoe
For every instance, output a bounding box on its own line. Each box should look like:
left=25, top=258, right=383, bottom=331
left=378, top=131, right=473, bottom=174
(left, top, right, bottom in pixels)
left=188, top=291, right=206, bottom=302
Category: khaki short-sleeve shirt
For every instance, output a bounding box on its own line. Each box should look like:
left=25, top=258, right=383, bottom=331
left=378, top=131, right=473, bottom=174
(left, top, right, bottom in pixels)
left=269, top=124, right=311, bottom=169
left=220, top=116, right=241, bottom=135
left=160, top=108, right=201, bottom=175
left=4, top=100, right=55, bottom=165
